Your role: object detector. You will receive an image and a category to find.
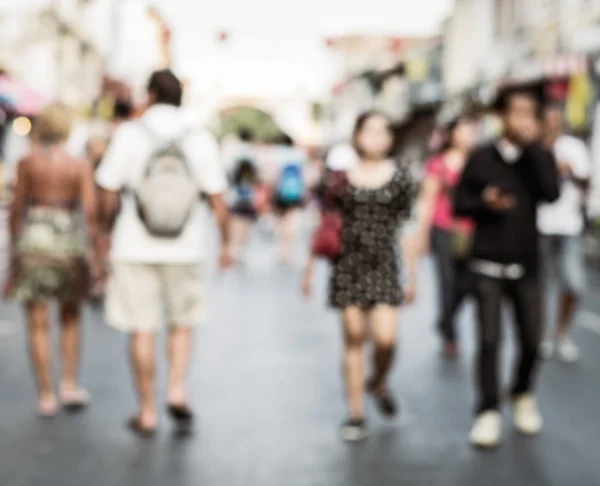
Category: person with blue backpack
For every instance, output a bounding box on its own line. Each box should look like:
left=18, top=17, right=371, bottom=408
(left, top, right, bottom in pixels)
left=229, top=155, right=261, bottom=263
left=272, top=134, right=307, bottom=265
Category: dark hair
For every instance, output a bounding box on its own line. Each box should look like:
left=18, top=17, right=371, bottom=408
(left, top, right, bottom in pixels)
left=278, top=134, right=294, bottom=146
left=352, top=110, right=395, bottom=157
left=233, top=158, right=258, bottom=185
left=147, top=69, right=183, bottom=107
left=114, top=99, right=133, bottom=120
left=238, top=129, right=253, bottom=142
left=493, top=84, right=544, bottom=116
left=437, top=115, right=473, bottom=153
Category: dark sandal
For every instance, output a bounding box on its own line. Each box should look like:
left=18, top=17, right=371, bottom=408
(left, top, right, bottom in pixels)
left=127, top=417, right=156, bottom=438
left=167, top=404, right=194, bottom=433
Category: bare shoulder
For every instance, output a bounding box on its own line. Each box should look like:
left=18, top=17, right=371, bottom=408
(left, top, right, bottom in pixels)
left=16, top=154, right=32, bottom=171
left=72, top=156, right=93, bottom=177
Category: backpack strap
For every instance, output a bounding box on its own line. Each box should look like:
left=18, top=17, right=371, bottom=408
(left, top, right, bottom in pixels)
left=137, top=122, right=194, bottom=177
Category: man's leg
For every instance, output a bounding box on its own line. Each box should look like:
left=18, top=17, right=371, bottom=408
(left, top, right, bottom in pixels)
left=469, top=274, right=504, bottom=448
left=167, top=327, right=193, bottom=406
left=538, top=235, right=555, bottom=358
left=130, top=331, right=158, bottom=429
left=163, top=264, right=205, bottom=419
left=431, top=228, right=458, bottom=347
left=507, top=276, right=544, bottom=435
left=106, top=263, right=161, bottom=432
left=473, top=275, right=504, bottom=413
left=555, top=235, right=585, bottom=361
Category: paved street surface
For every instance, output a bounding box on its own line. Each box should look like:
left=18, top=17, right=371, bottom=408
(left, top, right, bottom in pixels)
left=0, top=223, right=599, bottom=486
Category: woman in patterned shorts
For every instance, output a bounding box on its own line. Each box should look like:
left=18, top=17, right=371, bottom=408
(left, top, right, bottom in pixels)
left=303, top=111, right=417, bottom=441
left=5, top=103, right=100, bottom=417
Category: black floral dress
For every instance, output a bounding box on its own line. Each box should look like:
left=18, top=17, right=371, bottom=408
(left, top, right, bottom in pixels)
left=324, top=165, right=414, bottom=309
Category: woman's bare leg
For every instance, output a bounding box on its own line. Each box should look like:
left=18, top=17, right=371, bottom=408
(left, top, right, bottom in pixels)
left=341, top=306, right=368, bottom=419
left=277, top=209, right=299, bottom=264
left=26, top=302, right=57, bottom=414
left=230, top=215, right=253, bottom=261
left=59, top=302, right=88, bottom=404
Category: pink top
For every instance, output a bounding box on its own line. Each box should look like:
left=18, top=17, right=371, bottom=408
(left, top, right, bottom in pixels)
left=425, top=155, right=474, bottom=232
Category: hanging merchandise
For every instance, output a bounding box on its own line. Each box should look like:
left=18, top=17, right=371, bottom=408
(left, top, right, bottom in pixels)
left=565, top=72, right=594, bottom=131
left=546, top=80, right=569, bottom=102
left=406, top=57, right=429, bottom=82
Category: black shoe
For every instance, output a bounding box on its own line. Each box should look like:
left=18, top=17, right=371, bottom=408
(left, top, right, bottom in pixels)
left=367, top=380, right=399, bottom=418
left=340, top=418, right=370, bottom=442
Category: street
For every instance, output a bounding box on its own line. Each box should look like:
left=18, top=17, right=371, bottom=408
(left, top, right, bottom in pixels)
left=0, top=227, right=599, bottom=486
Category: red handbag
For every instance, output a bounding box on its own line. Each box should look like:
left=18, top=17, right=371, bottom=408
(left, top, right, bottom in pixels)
left=311, top=171, right=346, bottom=260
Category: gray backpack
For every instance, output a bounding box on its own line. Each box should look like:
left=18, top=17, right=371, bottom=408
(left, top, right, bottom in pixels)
left=134, top=124, right=199, bottom=238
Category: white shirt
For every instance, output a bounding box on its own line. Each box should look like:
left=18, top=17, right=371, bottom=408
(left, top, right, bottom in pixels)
left=496, top=139, right=522, bottom=164
left=538, top=135, right=590, bottom=236
left=96, top=104, right=227, bottom=263
left=325, top=143, right=359, bottom=171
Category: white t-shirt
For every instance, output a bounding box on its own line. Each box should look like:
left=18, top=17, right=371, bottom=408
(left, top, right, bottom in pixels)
left=96, top=104, right=227, bottom=263
left=538, top=135, right=591, bottom=236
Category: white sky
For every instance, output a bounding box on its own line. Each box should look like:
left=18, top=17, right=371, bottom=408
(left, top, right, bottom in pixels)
left=0, top=0, right=453, bottom=99
left=153, top=0, right=453, bottom=98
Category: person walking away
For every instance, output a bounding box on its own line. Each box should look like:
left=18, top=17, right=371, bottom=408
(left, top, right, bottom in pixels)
left=273, top=135, right=307, bottom=265
left=96, top=70, right=233, bottom=436
left=454, top=85, right=560, bottom=448
left=304, top=148, right=325, bottom=230
left=229, top=157, right=261, bottom=263
left=416, top=116, right=476, bottom=359
left=538, top=104, right=590, bottom=362
left=303, top=111, right=416, bottom=442
left=85, top=134, right=110, bottom=301
left=5, top=103, right=100, bottom=416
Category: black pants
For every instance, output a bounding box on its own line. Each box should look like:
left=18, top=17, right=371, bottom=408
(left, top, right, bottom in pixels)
left=431, top=228, right=470, bottom=343
left=472, top=273, right=542, bottom=413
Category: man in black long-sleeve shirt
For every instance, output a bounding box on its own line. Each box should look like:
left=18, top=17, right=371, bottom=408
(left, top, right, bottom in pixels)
left=454, top=86, right=560, bottom=449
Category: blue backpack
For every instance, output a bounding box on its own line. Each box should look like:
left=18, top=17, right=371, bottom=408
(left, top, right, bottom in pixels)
left=236, top=183, right=255, bottom=206
left=277, top=164, right=304, bottom=203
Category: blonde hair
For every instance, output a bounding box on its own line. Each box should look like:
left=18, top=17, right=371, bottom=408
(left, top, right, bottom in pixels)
left=32, top=102, right=73, bottom=144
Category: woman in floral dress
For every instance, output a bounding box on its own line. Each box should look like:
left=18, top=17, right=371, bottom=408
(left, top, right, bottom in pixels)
left=303, top=111, right=417, bottom=441
left=6, top=103, right=100, bottom=416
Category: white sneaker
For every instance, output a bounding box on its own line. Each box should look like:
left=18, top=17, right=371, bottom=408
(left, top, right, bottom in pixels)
left=556, top=336, right=579, bottom=363
left=540, top=340, right=554, bottom=360
left=469, top=411, right=503, bottom=448
left=512, top=394, right=543, bottom=435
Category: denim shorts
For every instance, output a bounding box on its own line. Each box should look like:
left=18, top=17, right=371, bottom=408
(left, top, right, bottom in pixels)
left=540, top=234, right=586, bottom=296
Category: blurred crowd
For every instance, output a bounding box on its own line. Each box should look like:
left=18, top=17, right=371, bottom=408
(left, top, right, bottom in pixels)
left=1, top=67, right=594, bottom=450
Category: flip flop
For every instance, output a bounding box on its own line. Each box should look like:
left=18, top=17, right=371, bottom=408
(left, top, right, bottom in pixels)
left=127, top=417, right=156, bottom=438
left=38, top=399, right=59, bottom=418
left=60, top=388, right=90, bottom=411
left=167, top=404, right=194, bottom=433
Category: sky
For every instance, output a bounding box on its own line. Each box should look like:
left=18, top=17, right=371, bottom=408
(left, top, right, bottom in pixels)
left=153, top=0, right=453, bottom=98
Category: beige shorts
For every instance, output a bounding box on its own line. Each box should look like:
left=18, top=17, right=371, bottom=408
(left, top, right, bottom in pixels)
left=105, top=263, right=206, bottom=333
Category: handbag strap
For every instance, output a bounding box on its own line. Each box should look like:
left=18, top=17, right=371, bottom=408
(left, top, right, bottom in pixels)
left=322, top=170, right=347, bottom=211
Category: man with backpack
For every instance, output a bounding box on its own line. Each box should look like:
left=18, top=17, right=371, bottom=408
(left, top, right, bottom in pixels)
left=96, top=69, right=232, bottom=436
left=272, top=135, right=307, bottom=265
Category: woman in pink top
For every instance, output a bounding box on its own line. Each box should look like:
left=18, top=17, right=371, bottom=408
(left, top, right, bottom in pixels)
left=417, top=116, right=476, bottom=358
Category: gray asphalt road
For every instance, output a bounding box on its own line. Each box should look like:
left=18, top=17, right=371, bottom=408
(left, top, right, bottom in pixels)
left=0, top=231, right=599, bottom=486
